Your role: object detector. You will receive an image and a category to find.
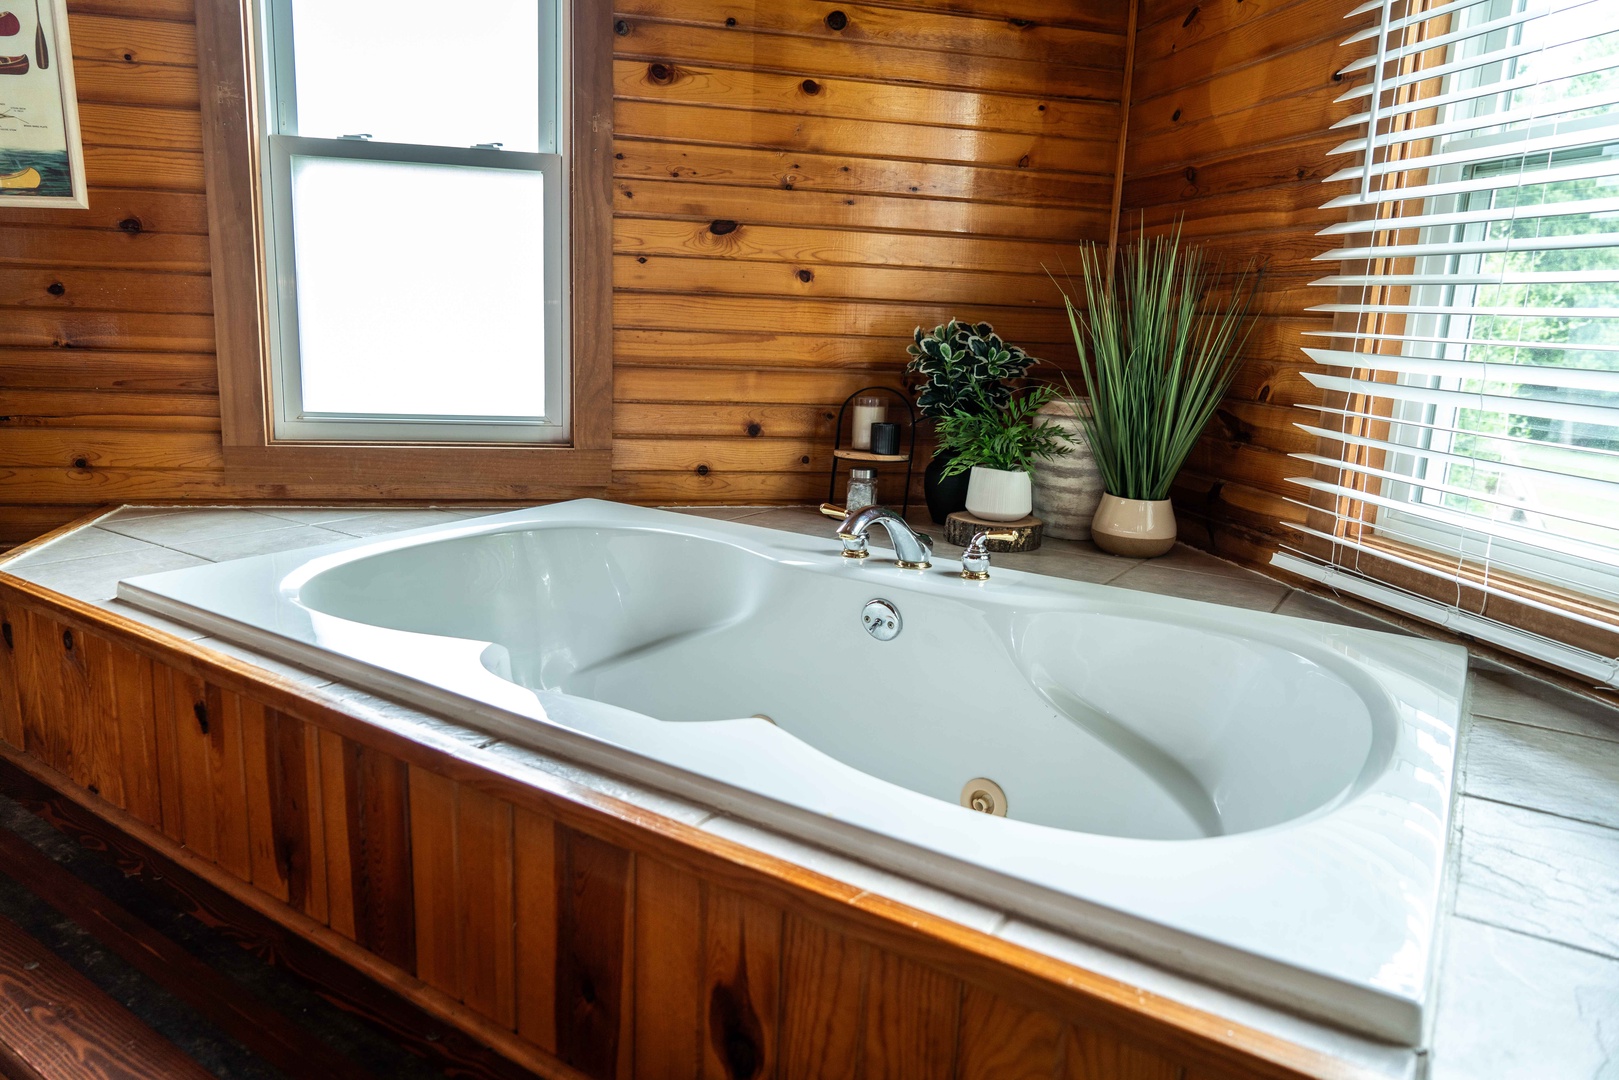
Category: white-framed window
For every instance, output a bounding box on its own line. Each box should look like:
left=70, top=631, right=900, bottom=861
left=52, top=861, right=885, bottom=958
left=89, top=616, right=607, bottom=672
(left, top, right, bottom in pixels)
left=256, top=0, right=569, bottom=444
left=1280, top=0, right=1619, bottom=684
left=1375, top=1, right=1619, bottom=598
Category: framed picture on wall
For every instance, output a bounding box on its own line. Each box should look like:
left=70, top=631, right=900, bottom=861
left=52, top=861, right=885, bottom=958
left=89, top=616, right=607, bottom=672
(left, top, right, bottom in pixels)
left=0, top=0, right=86, bottom=209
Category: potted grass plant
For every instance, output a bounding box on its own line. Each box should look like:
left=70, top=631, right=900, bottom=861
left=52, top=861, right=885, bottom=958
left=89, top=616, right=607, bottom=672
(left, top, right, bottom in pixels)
left=1057, top=226, right=1259, bottom=556
left=935, top=385, right=1070, bottom=521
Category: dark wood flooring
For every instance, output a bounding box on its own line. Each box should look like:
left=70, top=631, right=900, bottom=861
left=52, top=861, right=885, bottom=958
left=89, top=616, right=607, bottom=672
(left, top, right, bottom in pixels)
left=0, top=759, right=539, bottom=1079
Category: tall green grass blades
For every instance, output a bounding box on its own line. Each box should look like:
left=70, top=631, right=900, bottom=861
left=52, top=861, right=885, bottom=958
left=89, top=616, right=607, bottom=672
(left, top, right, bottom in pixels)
left=1057, top=225, right=1259, bottom=501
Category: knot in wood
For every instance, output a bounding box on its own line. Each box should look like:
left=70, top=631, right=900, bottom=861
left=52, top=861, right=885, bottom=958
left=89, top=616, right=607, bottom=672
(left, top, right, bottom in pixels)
left=47, top=282, right=65, bottom=296
left=709, top=219, right=739, bottom=235
left=647, top=62, right=674, bottom=84
left=118, top=217, right=143, bottom=234
left=796, top=268, right=813, bottom=283
left=824, top=10, right=848, bottom=30
left=613, top=18, right=630, bottom=35
left=800, top=78, right=821, bottom=95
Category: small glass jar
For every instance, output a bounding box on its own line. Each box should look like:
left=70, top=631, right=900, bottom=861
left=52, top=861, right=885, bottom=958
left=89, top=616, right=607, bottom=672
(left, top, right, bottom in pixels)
left=850, top=395, right=886, bottom=451
left=845, top=467, right=878, bottom=511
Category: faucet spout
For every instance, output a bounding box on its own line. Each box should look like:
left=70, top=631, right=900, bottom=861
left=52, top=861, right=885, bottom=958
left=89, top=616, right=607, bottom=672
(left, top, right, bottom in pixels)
left=823, top=503, right=934, bottom=569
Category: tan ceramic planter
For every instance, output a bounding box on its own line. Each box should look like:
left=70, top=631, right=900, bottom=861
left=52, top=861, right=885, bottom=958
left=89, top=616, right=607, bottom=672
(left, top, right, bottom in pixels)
left=1090, top=494, right=1177, bottom=557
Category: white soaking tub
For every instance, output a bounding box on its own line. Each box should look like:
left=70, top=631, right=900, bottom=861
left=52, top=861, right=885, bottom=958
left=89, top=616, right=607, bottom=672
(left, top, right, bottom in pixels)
left=118, top=501, right=1465, bottom=1045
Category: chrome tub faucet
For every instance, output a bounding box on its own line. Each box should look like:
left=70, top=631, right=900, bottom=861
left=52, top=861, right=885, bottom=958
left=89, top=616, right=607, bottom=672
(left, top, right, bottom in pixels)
left=819, top=503, right=934, bottom=570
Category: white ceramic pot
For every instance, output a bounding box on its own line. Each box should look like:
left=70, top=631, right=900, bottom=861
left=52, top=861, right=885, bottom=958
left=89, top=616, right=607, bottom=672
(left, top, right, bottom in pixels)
left=1030, top=398, right=1105, bottom=540
left=965, top=466, right=1032, bottom=521
left=1090, top=494, right=1177, bottom=557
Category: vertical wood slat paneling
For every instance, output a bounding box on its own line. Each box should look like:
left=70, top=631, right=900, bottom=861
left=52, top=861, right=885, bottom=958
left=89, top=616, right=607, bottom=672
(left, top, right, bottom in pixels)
left=514, top=805, right=560, bottom=1053
left=778, top=914, right=866, bottom=1080
left=701, top=886, right=782, bottom=1080
left=863, top=951, right=962, bottom=1080
left=409, top=766, right=461, bottom=1001
left=633, top=856, right=704, bottom=1080
left=319, top=727, right=358, bottom=940
left=206, top=685, right=253, bottom=883
left=457, top=784, right=517, bottom=1030
left=343, top=739, right=416, bottom=973
left=0, top=595, right=1333, bottom=1080
left=556, top=825, right=633, bottom=1079
left=0, top=600, right=23, bottom=750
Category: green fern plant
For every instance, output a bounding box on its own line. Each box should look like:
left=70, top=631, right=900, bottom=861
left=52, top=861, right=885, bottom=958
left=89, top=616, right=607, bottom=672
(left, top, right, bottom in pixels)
left=1057, top=226, right=1260, bottom=501
left=934, top=384, right=1071, bottom=478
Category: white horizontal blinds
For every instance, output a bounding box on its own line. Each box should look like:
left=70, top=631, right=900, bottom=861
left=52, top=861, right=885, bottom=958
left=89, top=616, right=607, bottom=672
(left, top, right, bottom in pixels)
left=1274, top=0, right=1619, bottom=686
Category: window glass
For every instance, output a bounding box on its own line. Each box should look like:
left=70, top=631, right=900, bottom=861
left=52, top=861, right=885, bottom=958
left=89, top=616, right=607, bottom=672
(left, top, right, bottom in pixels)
left=287, top=0, right=541, bottom=152
left=289, top=156, right=547, bottom=418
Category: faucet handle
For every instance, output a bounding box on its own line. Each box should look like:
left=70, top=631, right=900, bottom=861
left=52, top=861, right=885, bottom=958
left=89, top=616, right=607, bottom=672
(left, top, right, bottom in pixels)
left=819, top=502, right=848, bottom=520
left=960, top=530, right=1018, bottom=580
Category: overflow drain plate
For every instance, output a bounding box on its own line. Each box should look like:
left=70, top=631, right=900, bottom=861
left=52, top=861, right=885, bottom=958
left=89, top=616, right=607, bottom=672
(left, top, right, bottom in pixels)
left=861, top=598, right=901, bottom=641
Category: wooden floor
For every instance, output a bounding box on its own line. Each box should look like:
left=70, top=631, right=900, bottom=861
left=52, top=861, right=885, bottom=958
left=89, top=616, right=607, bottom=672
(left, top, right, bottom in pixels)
left=0, top=758, right=535, bottom=1080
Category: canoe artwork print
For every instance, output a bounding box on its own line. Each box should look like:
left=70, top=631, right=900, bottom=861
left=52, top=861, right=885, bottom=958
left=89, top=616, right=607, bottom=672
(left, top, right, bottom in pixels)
left=0, top=0, right=85, bottom=208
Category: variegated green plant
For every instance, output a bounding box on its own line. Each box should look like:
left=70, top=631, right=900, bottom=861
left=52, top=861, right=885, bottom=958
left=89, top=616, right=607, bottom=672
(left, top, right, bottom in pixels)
left=1057, top=227, right=1260, bottom=501
left=905, top=319, right=1042, bottom=419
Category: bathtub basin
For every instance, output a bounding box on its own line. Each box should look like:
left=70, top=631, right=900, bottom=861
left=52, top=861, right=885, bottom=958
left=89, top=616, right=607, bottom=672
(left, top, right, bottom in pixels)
left=118, top=501, right=1465, bottom=1044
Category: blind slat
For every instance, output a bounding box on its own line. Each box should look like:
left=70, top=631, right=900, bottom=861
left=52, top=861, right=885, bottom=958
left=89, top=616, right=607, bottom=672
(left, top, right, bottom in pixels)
left=1321, top=156, right=1619, bottom=210
left=1301, top=329, right=1619, bottom=355
left=1291, top=452, right=1619, bottom=534
left=1286, top=475, right=1619, bottom=563
left=1295, top=402, right=1619, bottom=464
left=1302, top=348, right=1619, bottom=392
left=1325, top=122, right=1619, bottom=184
left=1297, top=422, right=1619, bottom=500
left=1317, top=194, right=1619, bottom=235
left=1299, top=371, right=1619, bottom=427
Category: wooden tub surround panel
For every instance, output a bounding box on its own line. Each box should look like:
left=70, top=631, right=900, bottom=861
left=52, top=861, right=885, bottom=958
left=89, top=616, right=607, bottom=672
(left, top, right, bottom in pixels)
left=0, top=571, right=1378, bottom=1080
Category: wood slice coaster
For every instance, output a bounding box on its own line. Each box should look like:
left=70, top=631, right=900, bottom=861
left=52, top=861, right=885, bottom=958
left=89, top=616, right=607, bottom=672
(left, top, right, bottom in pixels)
left=943, top=512, right=1043, bottom=551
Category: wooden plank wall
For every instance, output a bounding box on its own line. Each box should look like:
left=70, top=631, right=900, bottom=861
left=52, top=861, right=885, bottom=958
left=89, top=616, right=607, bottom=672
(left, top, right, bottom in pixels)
left=0, top=1, right=1127, bottom=546
left=0, top=579, right=1330, bottom=1080
left=606, top=1, right=1125, bottom=505
left=0, top=0, right=213, bottom=548
left=1119, top=0, right=1372, bottom=566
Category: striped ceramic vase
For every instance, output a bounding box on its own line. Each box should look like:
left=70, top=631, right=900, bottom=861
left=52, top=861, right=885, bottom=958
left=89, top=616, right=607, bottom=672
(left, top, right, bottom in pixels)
left=1030, top=398, right=1105, bottom=541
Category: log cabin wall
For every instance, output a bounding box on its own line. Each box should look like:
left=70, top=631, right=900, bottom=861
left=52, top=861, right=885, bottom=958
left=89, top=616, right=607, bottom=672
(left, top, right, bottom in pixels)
left=1119, top=0, right=1373, bottom=567
left=0, top=1, right=1129, bottom=547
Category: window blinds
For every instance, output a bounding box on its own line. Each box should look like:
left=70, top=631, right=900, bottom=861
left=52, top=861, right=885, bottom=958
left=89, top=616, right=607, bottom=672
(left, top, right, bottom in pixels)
left=1273, top=0, right=1619, bottom=687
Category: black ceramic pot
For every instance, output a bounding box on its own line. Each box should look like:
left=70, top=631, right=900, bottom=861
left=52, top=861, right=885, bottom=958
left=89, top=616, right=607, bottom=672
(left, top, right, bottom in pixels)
left=924, top=453, right=970, bottom=524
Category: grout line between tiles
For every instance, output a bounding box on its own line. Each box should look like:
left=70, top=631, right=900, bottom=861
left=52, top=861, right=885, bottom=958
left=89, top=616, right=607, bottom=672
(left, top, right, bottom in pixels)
left=1468, top=710, right=1619, bottom=746
left=1449, top=911, right=1619, bottom=967
left=1461, top=792, right=1619, bottom=837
